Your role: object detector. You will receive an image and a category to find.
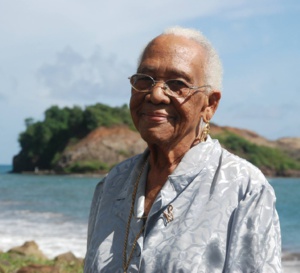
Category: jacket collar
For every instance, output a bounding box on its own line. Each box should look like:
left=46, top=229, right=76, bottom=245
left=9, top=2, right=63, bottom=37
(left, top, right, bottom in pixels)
left=168, top=136, right=220, bottom=194
left=113, top=137, right=222, bottom=222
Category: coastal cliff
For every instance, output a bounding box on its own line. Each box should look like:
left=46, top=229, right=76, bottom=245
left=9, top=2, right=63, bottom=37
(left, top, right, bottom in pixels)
left=12, top=104, right=300, bottom=176
left=14, top=124, right=300, bottom=176
left=55, top=125, right=147, bottom=173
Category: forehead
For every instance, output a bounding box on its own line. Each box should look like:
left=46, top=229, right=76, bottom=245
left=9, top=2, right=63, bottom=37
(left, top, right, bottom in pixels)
left=139, top=34, right=206, bottom=80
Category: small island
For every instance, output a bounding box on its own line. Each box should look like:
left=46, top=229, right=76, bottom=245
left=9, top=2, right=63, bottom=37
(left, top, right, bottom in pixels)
left=12, top=103, right=300, bottom=177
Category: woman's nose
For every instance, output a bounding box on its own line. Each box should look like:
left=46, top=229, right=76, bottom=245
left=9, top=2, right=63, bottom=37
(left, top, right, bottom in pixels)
left=146, top=83, right=170, bottom=104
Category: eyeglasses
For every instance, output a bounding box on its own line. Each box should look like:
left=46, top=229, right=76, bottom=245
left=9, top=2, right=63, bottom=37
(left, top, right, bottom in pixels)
left=128, top=73, right=211, bottom=98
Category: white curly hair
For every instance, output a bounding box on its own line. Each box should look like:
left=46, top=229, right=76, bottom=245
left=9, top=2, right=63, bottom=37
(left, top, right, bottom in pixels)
left=137, top=26, right=223, bottom=91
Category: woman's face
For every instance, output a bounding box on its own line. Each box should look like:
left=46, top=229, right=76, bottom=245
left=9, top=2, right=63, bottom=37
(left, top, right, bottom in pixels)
left=130, top=34, right=220, bottom=148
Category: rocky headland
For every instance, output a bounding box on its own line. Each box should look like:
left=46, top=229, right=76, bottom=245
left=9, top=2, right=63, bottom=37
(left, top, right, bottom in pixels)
left=12, top=103, right=300, bottom=177
left=55, top=125, right=147, bottom=173
left=13, top=124, right=300, bottom=177
left=51, top=124, right=300, bottom=177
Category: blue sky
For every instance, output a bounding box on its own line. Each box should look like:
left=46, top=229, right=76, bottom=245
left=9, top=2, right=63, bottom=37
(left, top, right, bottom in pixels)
left=0, top=0, right=299, bottom=164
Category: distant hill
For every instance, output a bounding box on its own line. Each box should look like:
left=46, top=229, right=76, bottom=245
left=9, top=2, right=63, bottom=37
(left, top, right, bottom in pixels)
left=210, top=124, right=300, bottom=176
left=12, top=104, right=300, bottom=177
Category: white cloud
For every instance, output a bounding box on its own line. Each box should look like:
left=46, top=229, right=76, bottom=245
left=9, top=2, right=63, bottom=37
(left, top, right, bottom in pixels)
left=0, top=0, right=290, bottom=47
left=36, top=46, right=133, bottom=105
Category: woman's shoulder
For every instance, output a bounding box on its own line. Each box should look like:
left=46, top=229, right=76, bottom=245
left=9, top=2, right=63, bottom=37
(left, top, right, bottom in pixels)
left=208, top=138, right=264, bottom=179
left=219, top=147, right=272, bottom=192
left=101, top=150, right=148, bottom=190
left=216, top=148, right=278, bottom=207
left=108, top=152, right=145, bottom=177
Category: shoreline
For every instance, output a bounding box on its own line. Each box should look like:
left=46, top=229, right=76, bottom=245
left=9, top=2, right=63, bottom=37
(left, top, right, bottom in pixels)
left=7, top=170, right=300, bottom=178
left=2, top=164, right=300, bottom=178
left=282, top=251, right=300, bottom=261
left=4, top=170, right=106, bottom=178
left=282, top=253, right=300, bottom=273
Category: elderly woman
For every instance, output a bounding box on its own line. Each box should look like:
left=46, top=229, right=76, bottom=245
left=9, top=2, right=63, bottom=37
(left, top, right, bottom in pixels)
left=84, top=27, right=281, bottom=273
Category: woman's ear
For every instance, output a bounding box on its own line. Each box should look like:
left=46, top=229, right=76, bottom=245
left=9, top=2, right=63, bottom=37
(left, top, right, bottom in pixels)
left=203, top=91, right=221, bottom=122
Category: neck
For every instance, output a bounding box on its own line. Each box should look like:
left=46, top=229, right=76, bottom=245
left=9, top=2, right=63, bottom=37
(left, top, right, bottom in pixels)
left=147, top=141, right=191, bottom=174
left=143, top=137, right=198, bottom=216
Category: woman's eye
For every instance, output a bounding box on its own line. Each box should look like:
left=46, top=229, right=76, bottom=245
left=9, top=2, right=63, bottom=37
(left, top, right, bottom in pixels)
left=167, top=80, right=187, bottom=91
left=139, top=77, right=152, bottom=85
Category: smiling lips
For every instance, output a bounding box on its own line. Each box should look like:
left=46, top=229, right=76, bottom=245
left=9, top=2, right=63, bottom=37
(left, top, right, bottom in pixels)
left=141, top=111, right=174, bottom=123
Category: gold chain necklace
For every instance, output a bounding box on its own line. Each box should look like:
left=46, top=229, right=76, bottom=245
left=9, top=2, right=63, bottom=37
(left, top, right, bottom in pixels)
left=122, top=158, right=148, bottom=273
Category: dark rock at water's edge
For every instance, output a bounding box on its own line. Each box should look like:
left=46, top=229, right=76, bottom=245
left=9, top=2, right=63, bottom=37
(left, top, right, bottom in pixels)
left=16, top=264, right=60, bottom=273
left=282, top=252, right=300, bottom=261
left=8, top=241, right=47, bottom=260
left=0, top=241, right=83, bottom=273
left=12, top=125, right=147, bottom=175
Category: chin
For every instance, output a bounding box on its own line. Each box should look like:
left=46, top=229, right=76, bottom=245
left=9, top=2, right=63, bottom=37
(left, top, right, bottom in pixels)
left=139, top=129, right=172, bottom=146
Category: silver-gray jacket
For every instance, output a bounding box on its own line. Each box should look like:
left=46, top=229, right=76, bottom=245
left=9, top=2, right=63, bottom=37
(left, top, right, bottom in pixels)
left=84, top=137, right=281, bottom=273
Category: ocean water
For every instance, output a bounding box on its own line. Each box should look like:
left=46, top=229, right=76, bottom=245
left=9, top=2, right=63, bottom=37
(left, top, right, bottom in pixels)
left=0, top=165, right=100, bottom=258
left=0, top=165, right=299, bottom=258
left=270, top=177, right=300, bottom=253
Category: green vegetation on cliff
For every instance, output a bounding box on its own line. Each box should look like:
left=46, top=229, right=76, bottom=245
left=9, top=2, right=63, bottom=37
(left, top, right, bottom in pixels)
left=212, top=131, right=300, bottom=176
left=64, top=160, right=110, bottom=174
left=13, top=103, right=134, bottom=172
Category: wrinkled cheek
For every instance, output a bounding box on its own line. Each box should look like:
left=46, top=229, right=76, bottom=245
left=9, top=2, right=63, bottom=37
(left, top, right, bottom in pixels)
left=130, top=112, right=139, bottom=131
left=129, top=96, right=135, bottom=111
left=129, top=97, right=142, bottom=130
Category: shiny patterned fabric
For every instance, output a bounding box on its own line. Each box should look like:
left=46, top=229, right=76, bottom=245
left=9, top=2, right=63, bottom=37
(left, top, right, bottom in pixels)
left=84, top=137, right=282, bottom=273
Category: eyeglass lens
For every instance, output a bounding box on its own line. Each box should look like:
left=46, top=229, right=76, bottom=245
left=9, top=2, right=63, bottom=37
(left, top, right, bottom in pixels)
left=131, top=75, right=188, bottom=92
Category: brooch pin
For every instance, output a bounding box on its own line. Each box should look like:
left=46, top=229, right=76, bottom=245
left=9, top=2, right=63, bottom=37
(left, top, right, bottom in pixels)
left=163, top=204, right=174, bottom=225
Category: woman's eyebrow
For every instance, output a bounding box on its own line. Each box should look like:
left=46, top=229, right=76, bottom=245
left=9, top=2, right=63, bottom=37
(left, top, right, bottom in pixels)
left=137, top=66, right=193, bottom=82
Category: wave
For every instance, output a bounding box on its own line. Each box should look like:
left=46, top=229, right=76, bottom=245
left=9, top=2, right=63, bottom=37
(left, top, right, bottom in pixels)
left=0, top=210, right=88, bottom=258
